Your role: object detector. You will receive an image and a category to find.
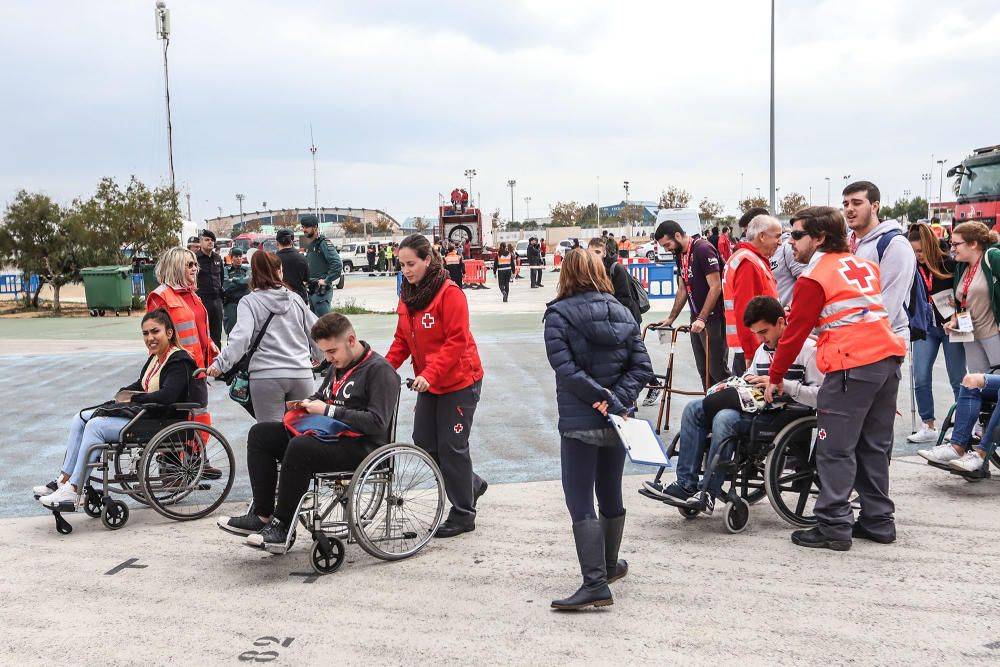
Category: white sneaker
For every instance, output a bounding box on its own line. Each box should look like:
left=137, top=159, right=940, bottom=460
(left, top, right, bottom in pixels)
left=40, top=483, right=78, bottom=507
left=32, top=480, right=62, bottom=497
left=948, top=450, right=987, bottom=473
left=917, top=443, right=962, bottom=465
left=906, top=426, right=939, bottom=443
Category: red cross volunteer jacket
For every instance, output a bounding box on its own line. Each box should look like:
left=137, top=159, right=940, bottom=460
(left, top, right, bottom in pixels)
left=386, top=279, right=485, bottom=395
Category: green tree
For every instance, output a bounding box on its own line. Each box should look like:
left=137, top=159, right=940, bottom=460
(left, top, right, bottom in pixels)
left=779, top=192, right=809, bottom=216
left=372, top=214, right=394, bottom=234
left=619, top=203, right=645, bottom=226
left=579, top=203, right=599, bottom=227
left=0, top=191, right=90, bottom=311
left=658, top=186, right=691, bottom=209
left=698, top=198, right=725, bottom=222
left=72, top=176, right=182, bottom=264
left=550, top=201, right=583, bottom=227
left=738, top=196, right=770, bottom=214
left=907, top=197, right=929, bottom=222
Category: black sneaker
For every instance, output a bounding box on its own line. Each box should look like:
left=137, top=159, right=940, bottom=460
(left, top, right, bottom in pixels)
left=852, top=523, right=895, bottom=544
left=791, top=527, right=851, bottom=551
left=217, top=511, right=267, bottom=536
left=246, top=518, right=292, bottom=553
left=642, top=388, right=662, bottom=407
left=648, top=481, right=697, bottom=506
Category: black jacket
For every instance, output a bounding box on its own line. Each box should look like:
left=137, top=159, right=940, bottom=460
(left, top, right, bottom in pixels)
left=606, top=259, right=641, bottom=325
left=312, top=343, right=401, bottom=450
left=119, top=349, right=197, bottom=416
left=196, top=249, right=224, bottom=299
left=277, top=247, right=310, bottom=304
left=543, top=291, right=653, bottom=432
left=527, top=244, right=543, bottom=266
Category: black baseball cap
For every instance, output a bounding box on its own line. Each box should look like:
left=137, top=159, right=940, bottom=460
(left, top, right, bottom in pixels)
left=201, top=229, right=217, bottom=241
left=276, top=229, right=294, bottom=244
left=300, top=214, right=319, bottom=228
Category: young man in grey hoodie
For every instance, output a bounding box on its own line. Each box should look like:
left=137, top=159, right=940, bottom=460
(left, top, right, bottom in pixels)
left=206, top=254, right=321, bottom=422
left=844, top=180, right=916, bottom=344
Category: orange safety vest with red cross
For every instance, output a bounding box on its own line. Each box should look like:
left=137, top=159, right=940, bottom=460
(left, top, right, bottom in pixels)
left=496, top=254, right=513, bottom=271
left=722, top=247, right=777, bottom=347
left=801, top=252, right=907, bottom=373
left=150, top=284, right=211, bottom=368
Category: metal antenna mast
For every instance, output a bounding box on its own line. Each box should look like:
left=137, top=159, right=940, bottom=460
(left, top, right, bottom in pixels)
left=309, top=124, right=319, bottom=223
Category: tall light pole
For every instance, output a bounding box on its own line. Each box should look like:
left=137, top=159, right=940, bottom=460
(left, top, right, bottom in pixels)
left=739, top=171, right=744, bottom=207
left=235, top=194, right=245, bottom=230
left=937, top=159, right=947, bottom=204
left=154, top=1, right=176, bottom=204
left=808, top=185, right=812, bottom=205
left=825, top=176, right=831, bottom=205
left=507, top=179, right=516, bottom=228
left=464, top=169, right=477, bottom=206
left=597, top=176, right=601, bottom=228
left=623, top=180, right=631, bottom=234
left=309, top=124, right=319, bottom=226
left=769, top=0, right=776, bottom=214
left=524, top=196, right=532, bottom=223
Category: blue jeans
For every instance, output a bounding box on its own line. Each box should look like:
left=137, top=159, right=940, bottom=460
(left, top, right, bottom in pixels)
left=912, top=323, right=966, bottom=422
left=675, top=400, right=744, bottom=497
left=950, top=375, right=1000, bottom=452
left=60, top=409, right=129, bottom=488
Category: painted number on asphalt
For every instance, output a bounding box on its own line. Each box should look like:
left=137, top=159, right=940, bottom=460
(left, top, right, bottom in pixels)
left=238, top=637, right=294, bottom=662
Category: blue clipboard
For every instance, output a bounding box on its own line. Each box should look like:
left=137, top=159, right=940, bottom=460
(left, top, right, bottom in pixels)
left=608, top=414, right=670, bottom=467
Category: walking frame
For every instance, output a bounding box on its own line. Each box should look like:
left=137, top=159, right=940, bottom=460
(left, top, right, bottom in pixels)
left=641, top=323, right=711, bottom=434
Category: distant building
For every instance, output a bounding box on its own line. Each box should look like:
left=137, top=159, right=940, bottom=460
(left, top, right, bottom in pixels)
left=599, top=200, right=658, bottom=223
left=206, top=207, right=400, bottom=237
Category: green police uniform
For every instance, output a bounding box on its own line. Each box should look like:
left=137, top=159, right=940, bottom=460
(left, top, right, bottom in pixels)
left=306, top=234, right=343, bottom=316
left=222, top=263, right=251, bottom=335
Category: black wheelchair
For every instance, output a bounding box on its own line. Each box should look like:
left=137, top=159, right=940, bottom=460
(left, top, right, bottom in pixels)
left=247, top=386, right=447, bottom=576
left=639, top=401, right=821, bottom=534
left=926, top=395, right=1000, bottom=482
left=38, top=402, right=235, bottom=534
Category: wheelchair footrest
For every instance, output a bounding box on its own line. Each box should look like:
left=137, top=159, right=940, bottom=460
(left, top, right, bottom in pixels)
left=47, top=502, right=77, bottom=513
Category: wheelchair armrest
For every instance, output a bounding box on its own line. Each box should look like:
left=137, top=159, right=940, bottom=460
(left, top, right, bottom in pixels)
left=171, top=402, right=203, bottom=411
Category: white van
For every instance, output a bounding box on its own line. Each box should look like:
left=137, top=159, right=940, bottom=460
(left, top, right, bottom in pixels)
left=637, top=208, right=703, bottom=260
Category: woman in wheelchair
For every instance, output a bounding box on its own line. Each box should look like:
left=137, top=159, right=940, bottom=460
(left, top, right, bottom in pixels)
left=34, top=309, right=196, bottom=507
left=217, top=313, right=401, bottom=551
left=644, top=296, right=823, bottom=512
left=918, top=372, right=999, bottom=474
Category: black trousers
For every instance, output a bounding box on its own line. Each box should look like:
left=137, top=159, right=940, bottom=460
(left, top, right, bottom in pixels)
left=203, top=296, right=224, bottom=349
left=560, top=436, right=626, bottom=522
left=246, top=422, right=374, bottom=524
left=413, top=380, right=484, bottom=526
left=530, top=267, right=543, bottom=286
left=497, top=271, right=511, bottom=298
left=690, top=317, right=731, bottom=389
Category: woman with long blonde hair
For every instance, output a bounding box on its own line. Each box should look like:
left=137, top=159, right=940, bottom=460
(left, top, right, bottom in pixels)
left=543, top=249, right=653, bottom=610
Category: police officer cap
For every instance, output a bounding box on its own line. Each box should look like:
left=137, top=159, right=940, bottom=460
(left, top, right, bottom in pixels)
left=300, top=215, right=319, bottom=228
left=230, top=247, right=244, bottom=257
left=276, top=229, right=294, bottom=244
left=201, top=229, right=217, bottom=241
left=187, top=236, right=200, bottom=244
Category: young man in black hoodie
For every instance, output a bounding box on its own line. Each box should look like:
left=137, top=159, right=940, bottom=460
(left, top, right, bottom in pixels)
left=587, top=237, right=640, bottom=324
left=218, top=313, right=401, bottom=550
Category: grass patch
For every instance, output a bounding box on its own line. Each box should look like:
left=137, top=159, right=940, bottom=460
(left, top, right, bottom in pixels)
left=330, top=298, right=395, bottom=315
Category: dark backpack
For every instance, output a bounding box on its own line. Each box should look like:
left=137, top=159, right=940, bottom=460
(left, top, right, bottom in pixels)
left=619, top=263, right=650, bottom=315
left=875, top=229, right=931, bottom=341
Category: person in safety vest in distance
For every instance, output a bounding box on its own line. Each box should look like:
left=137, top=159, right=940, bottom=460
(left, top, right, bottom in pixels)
left=723, top=214, right=782, bottom=376
left=765, top=206, right=906, bottom=551
left=444, top=243, right=465, bottom=287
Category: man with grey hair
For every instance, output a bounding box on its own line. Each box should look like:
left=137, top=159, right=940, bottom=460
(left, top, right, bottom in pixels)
left=723, top=214, right=783, bottom=375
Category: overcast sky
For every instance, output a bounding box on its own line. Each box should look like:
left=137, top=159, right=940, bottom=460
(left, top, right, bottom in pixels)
left=2, top=0, right=998, bottom=224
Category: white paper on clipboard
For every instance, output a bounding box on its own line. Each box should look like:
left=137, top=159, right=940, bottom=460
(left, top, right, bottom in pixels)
left=929, top=290, right=956, bottom=320
left=608, top=414, right=669, bottom=467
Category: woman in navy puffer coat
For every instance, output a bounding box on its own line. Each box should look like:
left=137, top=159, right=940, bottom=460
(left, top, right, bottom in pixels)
left=543, top=249, right=653, bottom=611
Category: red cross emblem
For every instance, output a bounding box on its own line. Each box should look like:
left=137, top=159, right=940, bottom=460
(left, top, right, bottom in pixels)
left=453, top=423, right=464, bottom=434
left=838, top=257, right=877, bottom=293
left=817, top=428, right=827, bottom=440
left=422, top=313, right=435, bottom=328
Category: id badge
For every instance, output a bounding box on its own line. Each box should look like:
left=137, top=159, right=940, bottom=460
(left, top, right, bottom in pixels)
left=956, top=310, right=974, bottom=333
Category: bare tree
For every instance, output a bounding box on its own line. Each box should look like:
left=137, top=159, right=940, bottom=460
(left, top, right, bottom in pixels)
left=779, top=192, right=809, bottom=216
left=658, top=186, right=691, bottom=209
left=550, top=201, right=583, bottom=227
left=738, top=196, right=771, bottom=214
left=698, top=198, right=725, bottom=222
left=413, top=216, right=430, bottom=233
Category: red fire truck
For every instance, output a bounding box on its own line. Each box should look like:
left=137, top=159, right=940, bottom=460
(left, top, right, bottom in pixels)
left=438, top=199, right=493, bottom=261
left=948, top=144, right=1000, bottom=231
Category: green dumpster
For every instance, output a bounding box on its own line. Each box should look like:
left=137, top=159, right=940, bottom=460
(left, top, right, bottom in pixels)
left=139, top=262, right=159, bottom=296
left=80, top=266, right=134, bottom=317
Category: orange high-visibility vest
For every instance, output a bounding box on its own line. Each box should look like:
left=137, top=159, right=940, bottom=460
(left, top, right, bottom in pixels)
left=496, top=254, right=513, bottom=270
left=150, top=284, right=211, bottom=368
left=801, top=252, right=907, bottom=373
left=445, top=252, right=462, bottom=266
left=722, top=247, right=778, bottom=348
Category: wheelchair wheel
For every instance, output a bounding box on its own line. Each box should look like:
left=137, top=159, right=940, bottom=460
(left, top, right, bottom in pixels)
left=348, top=443, right=445, bottom=561
left=723, top=497, right=751, bottom=534
left=764, top=416, right=820, bottom=528
left=310, top=535, right=345, bottom=575
left=664, top=433, right=681, bottom=459
left=138, top=421, right=235, bottom=521
left=677, top=506, right=700, bottom=520
left=101, top=499, right=129, bottom=530
left=83, top=486, right=103, bottom=518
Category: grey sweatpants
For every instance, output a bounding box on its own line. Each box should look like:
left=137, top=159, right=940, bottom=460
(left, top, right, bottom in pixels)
left=250, top=376, right=316, bottom=424
left=814, top=356, right=902, bottom=542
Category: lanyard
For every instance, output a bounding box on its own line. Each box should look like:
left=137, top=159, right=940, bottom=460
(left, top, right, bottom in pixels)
left=680, top=238, right=697, bottom=288
left=143, top=354, right=168, bottom=391
left=917, top=265, right=934, bottom=304
left=849, top=232, right=858, bottom=254
left=328, top=349, right=373, bottom=400
left=961, top=262, right=979, bottom=310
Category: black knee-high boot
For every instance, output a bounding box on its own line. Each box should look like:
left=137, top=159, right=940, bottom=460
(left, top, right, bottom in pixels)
left=551, top=519, right=612, bottom=610
left=601, top=512, right=628, bottom=583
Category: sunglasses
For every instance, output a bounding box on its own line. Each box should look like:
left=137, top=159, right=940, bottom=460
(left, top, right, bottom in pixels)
left=789, top=230, right=809, bottom=240
left=186, top=261, right=198, bottom=269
